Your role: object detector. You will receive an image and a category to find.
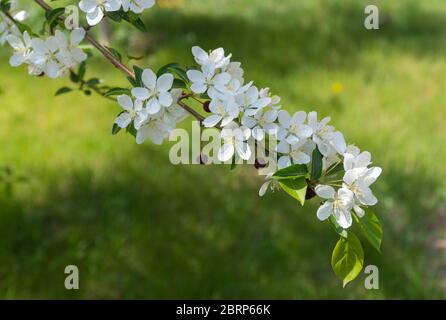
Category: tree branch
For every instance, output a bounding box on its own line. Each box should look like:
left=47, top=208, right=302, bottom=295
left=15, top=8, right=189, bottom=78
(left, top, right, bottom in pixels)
left=33, top=0, right=205, bottom=121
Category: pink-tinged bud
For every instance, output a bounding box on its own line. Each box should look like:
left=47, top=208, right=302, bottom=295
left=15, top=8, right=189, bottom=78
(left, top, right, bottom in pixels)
left=203, top=101, right=211, bottom=113
left=254, top=158, right=267, bottom=169
left=305, top=185, right=316, bottom=200
left=197, top=154, right=208, bottom=165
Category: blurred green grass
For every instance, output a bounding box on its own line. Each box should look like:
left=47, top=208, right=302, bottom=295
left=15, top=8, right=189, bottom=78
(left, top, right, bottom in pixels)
left=0, top=0, right=445, bottom=299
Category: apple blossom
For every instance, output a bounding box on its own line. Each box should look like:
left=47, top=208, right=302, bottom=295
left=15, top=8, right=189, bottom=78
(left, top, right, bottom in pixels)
left=131, top=68, right=174, bottom=114
left=241, top=108, right=278, bottom=141
left=315, top=185, right=355, bottom=229
left=202, top=94, right=240, bottom=128
left=277, top=110, right=313, bottom=145
left=276, top=138, right=315, bottom=169
left=191, top=46, right=231, bottom=70
left=187, top=64, right=231, bottom=95
left=235, top=85, right=271, bottom=116
left=307, top=111, right=346, bottom=156
left=218, top=122, right=251, bottom=162
left=79, top=0, right=121, bottom=26
left=121, top=0, right=155, bottom=14
left=115, top=94, right=148, bottom=129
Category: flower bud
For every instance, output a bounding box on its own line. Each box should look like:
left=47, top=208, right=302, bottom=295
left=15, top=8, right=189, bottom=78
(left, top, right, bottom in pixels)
left=254, top=158, right=267, bottom=169
left=203, top=101, right=211, bottom=113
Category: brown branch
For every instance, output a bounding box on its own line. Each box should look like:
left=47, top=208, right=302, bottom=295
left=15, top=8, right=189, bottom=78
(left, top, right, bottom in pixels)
left=33, top=0, right=205, bottom=121
left=1, top=7, right=19, bottom=26
left=178, top=101, right=204, bottom=122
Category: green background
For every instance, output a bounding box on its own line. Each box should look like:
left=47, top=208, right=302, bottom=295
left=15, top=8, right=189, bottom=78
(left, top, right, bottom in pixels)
left=0, top=0, right=445, bottom=299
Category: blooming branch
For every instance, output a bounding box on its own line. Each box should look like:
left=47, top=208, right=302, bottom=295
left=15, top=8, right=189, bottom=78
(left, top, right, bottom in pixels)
left=0, top=0, right=384, bottom=286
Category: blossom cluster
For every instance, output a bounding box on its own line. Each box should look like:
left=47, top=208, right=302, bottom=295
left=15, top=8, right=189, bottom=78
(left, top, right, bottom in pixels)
left=183, top=46, right=382, bottom=229
left=114, top=69, right=187, bottom=144
left=314, top=146, right=381, bottom=229
left=79, top=0, right=156, bottom=25
left=0, top=0, right=25, bottom=46
left=7, top=28, right=87, bottom=79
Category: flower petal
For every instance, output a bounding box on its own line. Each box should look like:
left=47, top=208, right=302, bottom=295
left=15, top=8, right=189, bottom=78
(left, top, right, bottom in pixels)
left=131, top=87, right=150, bottom=100
left=317, top=201, right=333, bottom=221
left=156, top=73, right=174, bottom=92
left=142, top=68, right=157, bottom=89
left=315, top=185, right=335, bottom=200
left=218, top=144, right=235, bottom=162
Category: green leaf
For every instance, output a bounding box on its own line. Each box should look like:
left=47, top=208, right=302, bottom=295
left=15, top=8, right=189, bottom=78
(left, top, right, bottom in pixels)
left=126, top=122, right=137, bottom=138
left=329, top=215, right=348, bottom=238
left=326, top=161, right=343, bottom=174
left=278, top=176, right=307, bottom=206
left=112, top=123, right=121, bottom=135
left=354, top=208, right=383, bottom=253
left=104, top=87, right=131, bottom=97
left=133, top=65, right=144, bottom=87
left=230, top=154, right=237, bottom=171
left=331, top=231, right=364, bottom=287
left=311, top=147, right=323, bottom=180
left=172, top=78, right=186, bottom=89
left=157, top=63, right=180, bottom=77
left=129, top=16, right=146, bottom=32
left=272, top=164, right=308, bottom=180
left=55, top=87, right=73, bottom=96
left=69, top=70, right=79, bottom=83
left=0, top=1, right=12, bottom=11
left=45, top=7, right=65, bottom=28
left=78, top=61, right=87, bottom=81
left=86, top=78, right=100, bottom=86
left=127, top=76, right=138, bottom=87
left=157, top=63, right=189, bottom=84
left=127, top=55, right=144, bottom=61
left=105, top=11, right=122, bottom=22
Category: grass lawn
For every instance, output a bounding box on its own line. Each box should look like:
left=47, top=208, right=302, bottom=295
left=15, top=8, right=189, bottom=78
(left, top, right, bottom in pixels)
left=0, top=0, right=445, bottom=299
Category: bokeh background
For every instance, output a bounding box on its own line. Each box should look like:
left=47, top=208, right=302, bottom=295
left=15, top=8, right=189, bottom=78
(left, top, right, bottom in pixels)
left=0, top=0, right=445, bottom=299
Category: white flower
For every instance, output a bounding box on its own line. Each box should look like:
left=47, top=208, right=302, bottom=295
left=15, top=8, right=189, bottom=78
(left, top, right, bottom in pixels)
left=315, top=185, right=354, bottom=229
left=135, top=90, right=186, bottom=145
left=121, top=0, right=155, bottom=14
left=218, top=122, right=251, bottom=162
left=7, top=31, right=32, bottom=67
left=191, top=46, right=231, bottom=70
left=202, top=94, right=240, bottom=128
left=214, top=78, right=252, bottom=97
left=29, top=36, right=64, bottom=78
left=136, top=117, right=172, bottom=145
left=343, top=167, right=382, bottom=208
left=277, top=110, right=313, bottom=144
left=0, top=0, right=26, bottom=46
left=235, top=85, right=271, bottom=116
left=258, top=173, right=280, bottom=197
left=343, top=149, right=371, bottom=172
left=241, top=108, right=278, bottom=141
left=308, top=111, right=346, bottom=156
left=131, top=68, right=174, bottom=115
left=224, top=61, right=244, bottom=83
left=54, top=28, right=87, bottom=69
left=8, top=28, right=87, bottom=79
left=259, top=87, right=281, bottom=109
left=160, top=88, right=188, bottom=125
left=79, top=0, right=121, bottom=26
left=115, top=94, right=148, bottom=129
left=187, top=64, right=231, bottom=94
left=276, top=138, right=314, bottom=169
